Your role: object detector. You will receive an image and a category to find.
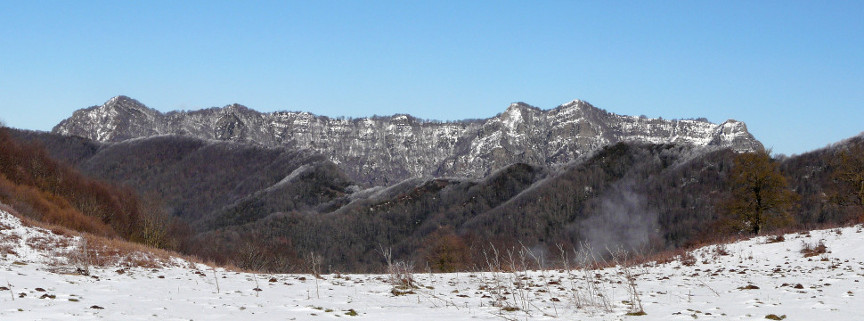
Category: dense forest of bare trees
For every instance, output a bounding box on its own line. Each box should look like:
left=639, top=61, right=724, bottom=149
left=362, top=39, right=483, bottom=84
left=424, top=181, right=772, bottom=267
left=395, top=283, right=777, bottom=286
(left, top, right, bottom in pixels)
left=6, top=128, right=863, bottom=272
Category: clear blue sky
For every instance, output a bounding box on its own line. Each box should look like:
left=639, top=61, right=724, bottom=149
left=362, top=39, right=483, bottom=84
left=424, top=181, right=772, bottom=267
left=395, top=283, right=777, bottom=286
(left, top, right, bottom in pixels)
left=1, top=1, right=862, bottom=155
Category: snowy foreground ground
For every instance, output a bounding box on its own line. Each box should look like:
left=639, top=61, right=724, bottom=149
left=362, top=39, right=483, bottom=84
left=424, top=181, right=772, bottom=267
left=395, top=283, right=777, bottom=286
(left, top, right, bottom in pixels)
left=2, top=209, right=863, bottom=321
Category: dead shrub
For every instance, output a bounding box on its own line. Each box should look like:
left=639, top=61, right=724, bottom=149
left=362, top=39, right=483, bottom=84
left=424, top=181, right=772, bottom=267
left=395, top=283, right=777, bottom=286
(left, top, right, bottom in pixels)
left=0, top=243, right=15, bottom=256
left=767, top=234, right=785, bottom=243
left=388, top=261, right=417, bottom=290
left=738, top=284, right=760, bottom=290
left=713, top=244, right=730, bottom=256
left=379, top=245, right=417, bottom=290
left=800, top=240, right=827, bottom=258
left=653, top=250, right=679, bottom=265
left=679, top=252, right=697, bottom=266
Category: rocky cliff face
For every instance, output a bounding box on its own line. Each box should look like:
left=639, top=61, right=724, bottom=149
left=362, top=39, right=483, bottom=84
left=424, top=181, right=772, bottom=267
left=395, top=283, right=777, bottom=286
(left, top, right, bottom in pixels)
left=53, top=96, right=763, bottom=185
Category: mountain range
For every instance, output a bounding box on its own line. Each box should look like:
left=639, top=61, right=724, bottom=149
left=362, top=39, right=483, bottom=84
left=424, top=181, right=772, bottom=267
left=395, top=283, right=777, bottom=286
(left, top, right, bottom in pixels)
left=53, top=96, right=763, bottom=185
left=9, top=95, right=858, bottom=272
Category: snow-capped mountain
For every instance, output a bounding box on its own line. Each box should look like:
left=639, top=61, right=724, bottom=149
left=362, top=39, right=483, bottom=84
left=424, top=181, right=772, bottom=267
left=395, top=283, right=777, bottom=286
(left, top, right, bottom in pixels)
left=53, top=96, right=763, bottom=185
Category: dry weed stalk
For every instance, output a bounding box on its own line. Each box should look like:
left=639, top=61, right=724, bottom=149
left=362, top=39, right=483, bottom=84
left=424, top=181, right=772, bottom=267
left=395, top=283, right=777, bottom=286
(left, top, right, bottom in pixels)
left=570, top=242, right=612, bottom=313
left=609, top=246, right=645, bottom=315
left=305, top=251, right=323, bottom=299
left=523, top=242, right=558, bottom=318
left=212, top=267, right=220, bottom=294
left=482, top=244, right=509, bottom=308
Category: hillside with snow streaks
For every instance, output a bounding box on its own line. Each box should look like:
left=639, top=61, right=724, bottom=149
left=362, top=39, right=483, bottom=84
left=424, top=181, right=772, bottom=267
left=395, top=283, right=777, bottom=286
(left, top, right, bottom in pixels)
left=53, top=96, right=762, bottom=185
left=2, top=207, right=863, bottom=320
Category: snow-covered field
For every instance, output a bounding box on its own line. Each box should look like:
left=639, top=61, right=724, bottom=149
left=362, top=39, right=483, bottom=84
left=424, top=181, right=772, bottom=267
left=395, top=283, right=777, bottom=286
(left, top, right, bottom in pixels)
left=2, top=208, right=863, bottom=320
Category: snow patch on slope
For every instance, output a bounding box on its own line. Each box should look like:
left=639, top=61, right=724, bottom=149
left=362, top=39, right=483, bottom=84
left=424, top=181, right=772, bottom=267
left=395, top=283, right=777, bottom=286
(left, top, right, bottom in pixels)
left=0, top=207, right=79, bottom=266
left=264, top=164, right=313, bottom=192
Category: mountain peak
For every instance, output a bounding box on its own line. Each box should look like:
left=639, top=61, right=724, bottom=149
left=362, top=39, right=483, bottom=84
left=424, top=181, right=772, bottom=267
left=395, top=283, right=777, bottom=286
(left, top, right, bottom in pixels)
left=109, top=94, right=134, bottom=102
left=101, top=95, right=152, bottom=114
left=224, top=103, right=249, bottom=110
left=505, top=102, right=542, bottom=114
left=508, top=102, right=532, bottom=109
left=711, top=119, right=763, bottom=152
left=556, top=99, right=598, bottom=111
left=221, top=103, right=255, bottom=115
left=561, top=99, right=583, bottom=107
left=53, top=96, right=160, bottom=141
left=106, top=95, right=143, bottom=105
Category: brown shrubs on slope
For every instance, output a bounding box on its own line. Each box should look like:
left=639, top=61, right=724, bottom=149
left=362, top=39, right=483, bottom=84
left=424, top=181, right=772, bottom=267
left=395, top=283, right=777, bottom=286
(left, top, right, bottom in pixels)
left=0, top=127, right=146, bottom=240
left=0, top=174, right=114, bottom=236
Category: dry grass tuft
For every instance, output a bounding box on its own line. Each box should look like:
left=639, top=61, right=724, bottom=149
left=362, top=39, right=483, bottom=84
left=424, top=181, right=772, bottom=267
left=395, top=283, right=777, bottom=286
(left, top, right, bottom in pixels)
left=67, top=235, right=181, bottom=269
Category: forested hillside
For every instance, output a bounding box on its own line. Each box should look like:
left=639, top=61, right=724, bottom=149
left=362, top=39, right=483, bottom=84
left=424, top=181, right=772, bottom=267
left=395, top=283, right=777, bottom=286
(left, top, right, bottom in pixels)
left=7, top=128, right=863, bottom=272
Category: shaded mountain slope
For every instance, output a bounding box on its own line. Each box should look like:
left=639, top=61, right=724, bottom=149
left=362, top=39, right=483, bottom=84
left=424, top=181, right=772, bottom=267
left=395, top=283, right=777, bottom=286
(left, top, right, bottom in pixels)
left=11, top=130, right=353, bottom=226
left=195, top=143, right=740, bottom=271
left=10, top=126, right=860, bottom=273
